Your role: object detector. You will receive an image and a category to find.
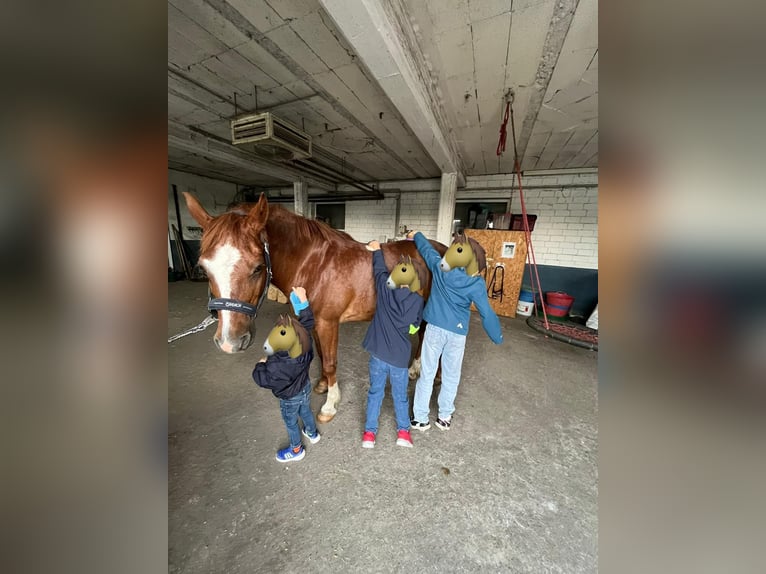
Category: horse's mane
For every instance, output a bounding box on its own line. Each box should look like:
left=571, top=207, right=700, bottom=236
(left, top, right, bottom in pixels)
left=270, top=205, right=356, bottom=243
left=275, top=314, right=311, bottom=356
left=224, top=202, right=356, bottom=245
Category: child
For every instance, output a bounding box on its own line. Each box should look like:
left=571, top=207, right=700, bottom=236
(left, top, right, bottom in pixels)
left=361, top=240, right=424, bottom=448
left=407, top=230, right=503, bottom=431
left=252, top=286, right=320, bottom=462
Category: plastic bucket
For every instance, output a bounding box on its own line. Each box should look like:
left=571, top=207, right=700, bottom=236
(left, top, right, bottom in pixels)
left=516, top=289, right=535, bottom=317
left=545, top=291, right=574, bottom=318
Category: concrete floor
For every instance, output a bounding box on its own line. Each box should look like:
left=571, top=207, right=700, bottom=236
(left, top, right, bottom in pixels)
left=169, top=281, right=597, bottom=573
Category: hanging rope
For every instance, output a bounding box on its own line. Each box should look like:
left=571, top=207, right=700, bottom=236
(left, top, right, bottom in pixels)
left=496, top=101, right=510, bottom=156
left=505, top=95, right=550, bottom=329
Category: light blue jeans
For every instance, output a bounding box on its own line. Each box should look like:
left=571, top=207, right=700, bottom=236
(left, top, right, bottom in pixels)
left=412, top=324, right=467, bottom=422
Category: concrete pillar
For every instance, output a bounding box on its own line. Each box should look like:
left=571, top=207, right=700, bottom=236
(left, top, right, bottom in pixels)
left=293, top=181, right=309, bottom=217
left=436, top=172, right=458, bottom=245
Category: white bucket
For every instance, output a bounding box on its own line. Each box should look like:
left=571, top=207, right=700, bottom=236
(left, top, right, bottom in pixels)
left=516, top=299, right=534, bottom=317
left=586, top=304, right=598, bottom=330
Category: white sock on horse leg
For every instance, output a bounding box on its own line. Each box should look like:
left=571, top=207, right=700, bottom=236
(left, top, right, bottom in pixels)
left=321, top=384, right=341, bottom=414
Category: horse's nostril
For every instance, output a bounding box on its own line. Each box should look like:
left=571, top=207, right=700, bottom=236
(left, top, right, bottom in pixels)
left=213, top=336, right=222, bottom=349
left=240, top=333, right=251, bottom=350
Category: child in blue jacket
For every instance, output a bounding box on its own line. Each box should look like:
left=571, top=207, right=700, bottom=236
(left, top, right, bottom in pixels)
left=252, top=286, right=320, bottom=462
left=361, top=240, right=424, bottom=448
left=407, top=230, right=503, bottom=431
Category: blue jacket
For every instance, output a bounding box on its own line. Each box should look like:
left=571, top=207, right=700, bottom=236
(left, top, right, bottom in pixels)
left=413, top=232, right=503, bottom=344
left=362, top=250, right=424, bottom=368
left=252, top=304, right=315, bottom=400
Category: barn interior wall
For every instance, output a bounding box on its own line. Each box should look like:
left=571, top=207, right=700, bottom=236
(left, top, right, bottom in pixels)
left=340, top=171, right=598, bottom=271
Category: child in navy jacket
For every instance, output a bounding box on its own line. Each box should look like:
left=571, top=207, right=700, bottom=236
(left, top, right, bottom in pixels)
left=361, top=240, right=424, bottom=448
left=252, top=286, right=320, bottom=462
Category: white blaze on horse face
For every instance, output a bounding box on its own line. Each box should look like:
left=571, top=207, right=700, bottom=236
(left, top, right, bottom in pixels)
left=201, top=243, right=242, bottom=347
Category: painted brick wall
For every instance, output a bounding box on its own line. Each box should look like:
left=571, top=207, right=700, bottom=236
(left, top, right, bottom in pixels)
left=459, top=172, right=598, bottom=269
left=342, top=171, right=597, bottom=268
left=399, top=192, right=439, bottom=238
left=343, top=197, right=398, bottom=242
left=177, top=169, right=597, bottom=269
left=507, top=186, right=598, bottom=269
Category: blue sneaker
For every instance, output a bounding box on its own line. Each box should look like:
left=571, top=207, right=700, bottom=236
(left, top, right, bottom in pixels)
left=276, top=445, right=305, bottom=463
left=301, top=428, right=321, bottom=444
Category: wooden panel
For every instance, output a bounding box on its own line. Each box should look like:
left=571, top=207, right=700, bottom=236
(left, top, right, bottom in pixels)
left=464, top=230, right=528, bottom=319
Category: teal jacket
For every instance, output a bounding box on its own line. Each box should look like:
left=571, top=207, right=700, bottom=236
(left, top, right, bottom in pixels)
left=414, top=232, right=503, bottom=344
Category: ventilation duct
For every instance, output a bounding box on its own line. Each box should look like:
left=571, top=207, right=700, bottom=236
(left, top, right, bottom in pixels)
left=230, top=112, right=312, bottom=160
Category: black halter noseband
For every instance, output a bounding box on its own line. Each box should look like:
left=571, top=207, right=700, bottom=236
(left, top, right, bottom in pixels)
left=207, top=241, right=272, bottom=320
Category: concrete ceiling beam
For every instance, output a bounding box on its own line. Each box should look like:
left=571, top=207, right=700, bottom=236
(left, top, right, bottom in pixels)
left=318, top=0, right=465, bottom=187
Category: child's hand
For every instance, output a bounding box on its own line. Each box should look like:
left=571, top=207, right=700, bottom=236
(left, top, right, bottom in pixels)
left=366, top=240, right=381, bottom=251
left=292, top=286, right=307, bottom=302
left=406, top=230, right=418, bottom=240
left=258, top=357, right=267, bottom=363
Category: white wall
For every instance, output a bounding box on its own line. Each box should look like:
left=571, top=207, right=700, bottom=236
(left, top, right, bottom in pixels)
left=342, top=171, right=598, bottom=269
left=168, top=170, right=237, bottom=237
left=400, top=192, right=439, bottom=239
left=343, top=197, right=398, bottom=242
left=170, top=168, right=597, bottom=270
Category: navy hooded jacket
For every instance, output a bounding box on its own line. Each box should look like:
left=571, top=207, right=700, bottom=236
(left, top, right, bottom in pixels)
left=362, top=250, right=424, bottom=368
left=252, top=305, right=314, bottom=400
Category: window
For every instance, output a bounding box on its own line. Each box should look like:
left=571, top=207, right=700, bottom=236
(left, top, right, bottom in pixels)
left=453, top=202, right=508, bottom=230
left=315, top=203, right=345, bottom=230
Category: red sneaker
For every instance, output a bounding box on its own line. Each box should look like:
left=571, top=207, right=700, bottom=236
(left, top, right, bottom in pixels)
left=362, top=431, right=376, bottom=449
left=396, top=429, right=413, bottom=448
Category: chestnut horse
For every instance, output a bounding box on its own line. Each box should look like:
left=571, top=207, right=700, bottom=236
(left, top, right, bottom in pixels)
left=183, top=192, right=446, bottom=423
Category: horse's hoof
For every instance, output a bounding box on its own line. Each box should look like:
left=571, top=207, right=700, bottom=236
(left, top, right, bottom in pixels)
left=317, top=412, right=335, bottom=423
left=314, top=381, right=328, bottom=394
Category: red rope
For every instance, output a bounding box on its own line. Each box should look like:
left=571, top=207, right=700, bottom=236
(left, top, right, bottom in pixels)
left=507, top=99, right=550, bottom=329
left=496, top=101, right=510, bottom=156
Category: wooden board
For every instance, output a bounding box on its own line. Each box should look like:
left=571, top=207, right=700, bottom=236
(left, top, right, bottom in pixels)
left=464, top=230, right=528, bottom=319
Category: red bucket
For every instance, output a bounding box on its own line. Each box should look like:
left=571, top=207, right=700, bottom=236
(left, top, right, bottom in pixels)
left=545, top=291, right=575, bottom=318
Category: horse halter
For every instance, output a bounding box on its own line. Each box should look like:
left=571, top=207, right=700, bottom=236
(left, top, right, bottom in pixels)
left=207, top=242, right=272, bottom=320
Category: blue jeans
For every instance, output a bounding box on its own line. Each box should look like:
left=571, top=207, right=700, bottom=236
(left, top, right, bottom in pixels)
left=365, top=355, right=410, bottom=433
left=279, top=384, right=317, bottom=448
left=413, top=323, right=467, bottom=422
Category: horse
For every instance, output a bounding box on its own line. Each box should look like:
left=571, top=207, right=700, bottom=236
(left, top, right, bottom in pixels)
left=262, top=314, right=311, bottom=359
left=439, top=232, right=487, bottom=277
left=183, top=192, right=446, bottom=423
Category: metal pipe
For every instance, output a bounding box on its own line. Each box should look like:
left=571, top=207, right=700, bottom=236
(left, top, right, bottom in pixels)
left=266, top=194, right=383, bottom=203
left=292, top=159, right=378, bottom=194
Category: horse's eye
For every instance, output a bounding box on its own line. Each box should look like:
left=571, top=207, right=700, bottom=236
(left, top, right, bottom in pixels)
left=457, top=247, right=463, bottom=253
left=280, top=329, right=286, bottom=336
left=401, top=267, right=407, bottom=273
left=252, top=264, right=264, bottom=275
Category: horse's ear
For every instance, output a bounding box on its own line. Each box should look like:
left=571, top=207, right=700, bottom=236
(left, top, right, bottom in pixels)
left=247, top=193, right=269, bottom=230
left=183, top=192, right=213, bottom=229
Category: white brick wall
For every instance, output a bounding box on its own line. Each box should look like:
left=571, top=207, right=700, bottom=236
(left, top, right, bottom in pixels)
left=506, top=186, right=598, bottom=269
left=177, top=168, right=597, bottom=269
left=399, top=192, right=439, bottom=238
left=341, top=171, right=597, bottom=268
left=343, top=197, right=398, bottom=242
